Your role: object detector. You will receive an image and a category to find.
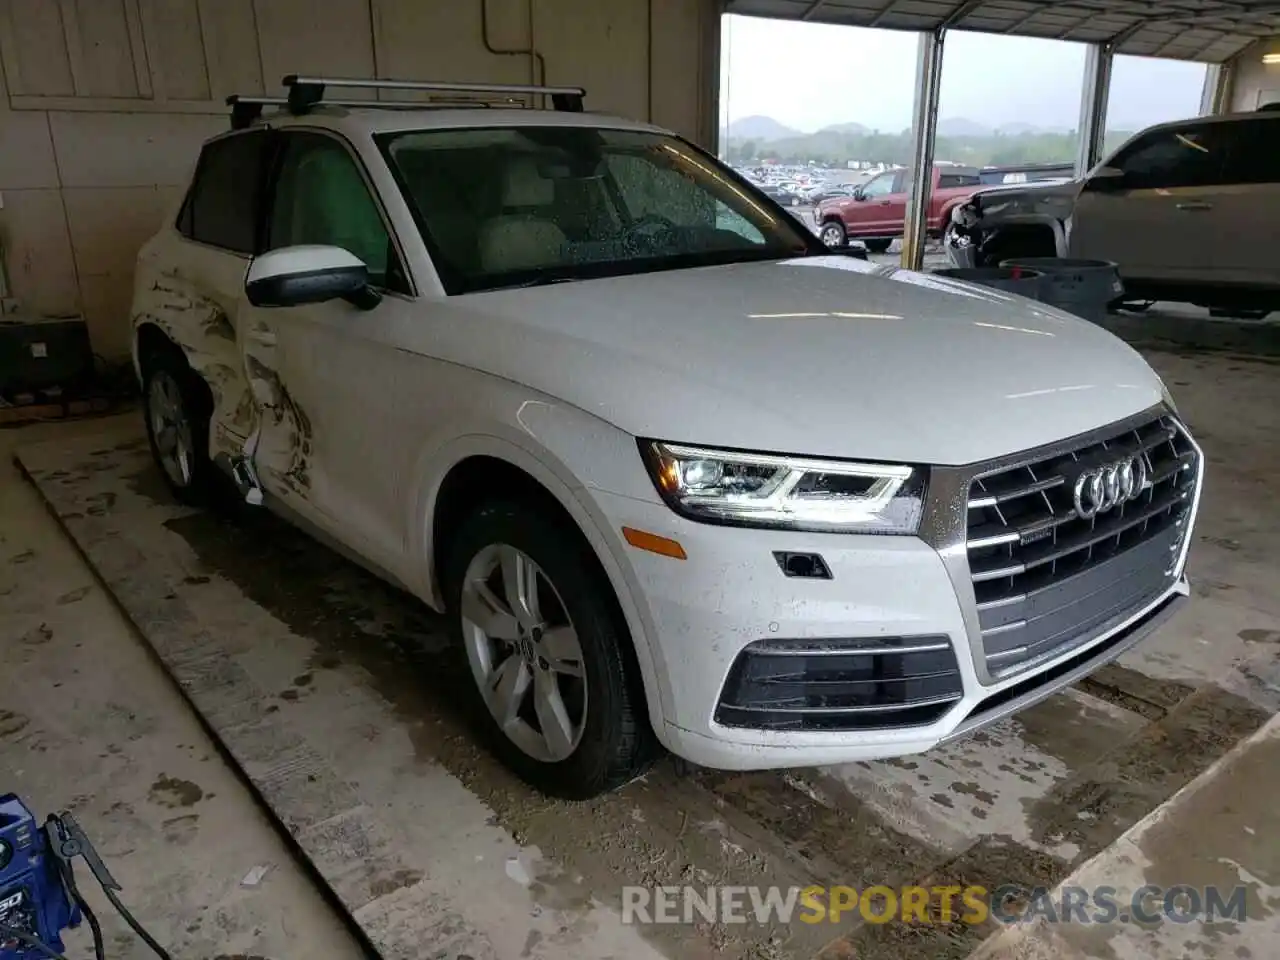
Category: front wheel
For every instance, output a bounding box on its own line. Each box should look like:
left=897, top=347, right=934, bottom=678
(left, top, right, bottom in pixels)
left=142, top=348, right=217, bottom=505
left=820, top=220, right=847, bottom=248
left=445, top=501, right=658, bottom=798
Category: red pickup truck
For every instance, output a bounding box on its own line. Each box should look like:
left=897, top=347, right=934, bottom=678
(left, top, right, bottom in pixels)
left=816, top=166, right=983, bottom=253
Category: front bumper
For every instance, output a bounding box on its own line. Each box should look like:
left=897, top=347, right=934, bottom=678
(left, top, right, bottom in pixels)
left=593, top=410, right=1201, bottom=771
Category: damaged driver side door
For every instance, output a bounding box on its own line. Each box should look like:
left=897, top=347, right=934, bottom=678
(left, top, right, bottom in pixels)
left=241, top=129, right=415, bottom=572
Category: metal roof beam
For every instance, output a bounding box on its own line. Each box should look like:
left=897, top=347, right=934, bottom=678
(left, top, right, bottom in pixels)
left=869, top=2, right=903, bottom=28
left=800, top=0, right=830, bottom=20
left=940, top=0, right=991, bottom=29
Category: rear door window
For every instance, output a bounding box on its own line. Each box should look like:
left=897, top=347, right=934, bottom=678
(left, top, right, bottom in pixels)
left=1221, top=117, right=1280, bottom=185
left=178, top=130, right=272, bottom=254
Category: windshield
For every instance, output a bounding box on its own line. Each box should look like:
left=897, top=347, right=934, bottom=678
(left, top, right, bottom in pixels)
left=377, top=126, right=822, bottom=294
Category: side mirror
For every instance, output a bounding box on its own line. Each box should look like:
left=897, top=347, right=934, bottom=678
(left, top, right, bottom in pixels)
left=245, top=245, right=381, bottom=310
left=852, top=188, right=866, bottom=201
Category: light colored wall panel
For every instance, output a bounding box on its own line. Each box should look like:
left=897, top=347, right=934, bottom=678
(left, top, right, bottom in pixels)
left=0, top=188, right=80, bottom=316
left=62, top=184, right=170, bottom=279
left=78, top=271, right=133, bottom=356
left=141, top=0, right=210, bottom=100
left=372, top=0, right=530, bottom=89
left=49, top=111, right=222, bottom=187
left=534, top=0, right=649, bottom=120
left=0, top=0, right=75, bottom=96
left=196, top=0, right=262, bottom=98
left=64, top=184, right=173, bottom=355
left=66, top=0, right=141, bottom=98
left=0, top=112, right=60, bottom=188
left=1229, top=38, right=1280, bottom=111
left=253, top=0, right=375, bottom=95
left=650, top=0, right=700, bottom=139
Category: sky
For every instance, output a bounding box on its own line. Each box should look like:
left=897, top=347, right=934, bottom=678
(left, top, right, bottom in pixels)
left=719, top=14, right=1209, bottom=134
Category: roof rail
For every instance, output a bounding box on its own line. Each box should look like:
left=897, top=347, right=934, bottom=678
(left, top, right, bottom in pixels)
left=225, top=93, right=522, bottom=129
left=282, top=74, right=585, bottom=114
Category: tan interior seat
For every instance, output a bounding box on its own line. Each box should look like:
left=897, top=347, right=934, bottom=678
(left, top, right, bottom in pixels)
left=477, top=157, right=567, bottom=274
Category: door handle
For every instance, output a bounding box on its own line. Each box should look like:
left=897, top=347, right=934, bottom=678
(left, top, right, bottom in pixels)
left=1175, top=201, right=1213, bottom=212
left=878, top=200, right=891, bottom=206
left=246, top=328, right=277, bottom=346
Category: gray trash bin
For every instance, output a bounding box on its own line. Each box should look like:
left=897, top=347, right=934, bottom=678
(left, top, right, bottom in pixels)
left=933, top=267, right=1043, bottom=298
left=1000, top=257, right=1123, bottom=323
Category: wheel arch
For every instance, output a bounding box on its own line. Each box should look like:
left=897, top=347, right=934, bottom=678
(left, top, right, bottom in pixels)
left=413, top=433, right=670, bottom=735
left=134, top=320, right=184, bottom=379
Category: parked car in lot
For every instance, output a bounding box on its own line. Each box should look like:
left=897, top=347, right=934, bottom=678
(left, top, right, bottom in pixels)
left=133, top=76, right=1203, bottom=799
left=816, top=166, right=984, bottom=252
left=947, top=110, right=1280, bottom=317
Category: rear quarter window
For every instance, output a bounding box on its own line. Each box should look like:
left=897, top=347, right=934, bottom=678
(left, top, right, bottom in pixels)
left=178, top=130, right=272, bottom=254
left=1221, top=116, right=1280, bottom=185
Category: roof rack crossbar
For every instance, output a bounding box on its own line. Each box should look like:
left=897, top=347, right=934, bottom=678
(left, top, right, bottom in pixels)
left=281, top=75, right=585, bottom=113
left=226, top=92, right=529, bottom=128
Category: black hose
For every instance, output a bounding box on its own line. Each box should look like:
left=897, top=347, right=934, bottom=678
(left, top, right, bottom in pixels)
left=0, top=921, right=71, bottom=960
left=101, top=886, right=172, bottom=960
left=54, top=851, right=104, bottom=960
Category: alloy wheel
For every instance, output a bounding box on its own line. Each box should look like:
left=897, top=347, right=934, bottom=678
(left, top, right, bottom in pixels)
left=149, top=370, right=195, bottom=489
left=821, top=223, right=844, bottom=247
left=460, top=543, right=587, bottom=762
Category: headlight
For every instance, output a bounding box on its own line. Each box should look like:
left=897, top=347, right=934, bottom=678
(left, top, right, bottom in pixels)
left=639, top=441, right=927, bottom=534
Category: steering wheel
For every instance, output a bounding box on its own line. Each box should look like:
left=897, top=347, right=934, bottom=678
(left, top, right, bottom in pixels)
left=624, top=214, right=679, bottom=251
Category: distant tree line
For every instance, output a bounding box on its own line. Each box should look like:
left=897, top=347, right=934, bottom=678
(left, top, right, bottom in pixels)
left=723, top=128, right=1135, bottom=168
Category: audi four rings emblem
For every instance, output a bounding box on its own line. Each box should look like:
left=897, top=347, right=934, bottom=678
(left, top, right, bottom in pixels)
left=1073, top=455, right=1149, bottom=518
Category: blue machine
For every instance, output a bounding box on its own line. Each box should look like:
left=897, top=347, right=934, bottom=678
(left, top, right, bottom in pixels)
left=0, top=795, right=81, bottom=960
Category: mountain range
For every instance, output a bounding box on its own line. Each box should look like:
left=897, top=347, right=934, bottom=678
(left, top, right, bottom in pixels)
left=724, top=114, right=1078, bottom=140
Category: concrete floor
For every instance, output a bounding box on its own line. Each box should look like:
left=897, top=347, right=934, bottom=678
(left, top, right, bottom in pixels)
left=6, top=338, right=1279, bottom=960
left=0, top=420, right=366, bottom=960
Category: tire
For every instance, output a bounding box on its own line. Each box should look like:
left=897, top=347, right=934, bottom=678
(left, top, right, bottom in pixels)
left=819, top=220, right=847, bottom=248
left=444, top=500, right=659, bottom=799
left=862, top=238, right=893, bottom=254
left=141, top=345, right=219, bottom=506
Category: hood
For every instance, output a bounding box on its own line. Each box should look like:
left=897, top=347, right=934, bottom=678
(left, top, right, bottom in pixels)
left=972, top=177, right=1079, bottom=198
left=967, top=178, right=1082, bottom=223
left=424, top=257, right=1165, bottom=466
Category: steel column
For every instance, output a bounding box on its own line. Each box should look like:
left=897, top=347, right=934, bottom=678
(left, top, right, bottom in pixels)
left=1199, top=61, right=1233, bottom=116
left=1075, top=43, right=1114, bottom=176
left=901, top=29, right=945, bottom=272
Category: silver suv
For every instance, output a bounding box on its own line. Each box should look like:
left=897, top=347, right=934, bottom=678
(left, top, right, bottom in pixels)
left=947, top=109, right=1280, bottom=317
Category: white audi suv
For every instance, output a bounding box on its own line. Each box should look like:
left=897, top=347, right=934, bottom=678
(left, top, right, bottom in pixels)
left=131, top=77, right=1203, bottom=798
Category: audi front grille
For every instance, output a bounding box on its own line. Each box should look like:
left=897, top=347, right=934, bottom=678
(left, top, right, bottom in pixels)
left=965, top=413, right=1200, bottom=677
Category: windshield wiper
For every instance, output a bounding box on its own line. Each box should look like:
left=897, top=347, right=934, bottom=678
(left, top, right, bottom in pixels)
left=494, top=276, right=577, bottom=291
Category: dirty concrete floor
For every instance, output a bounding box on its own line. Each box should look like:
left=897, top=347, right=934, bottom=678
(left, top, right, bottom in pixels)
left=11, top=342, right=1280, bottom=960
left=0, top=418, right=366, bottom=960
left=972, top=713, right=1280, bottom=960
